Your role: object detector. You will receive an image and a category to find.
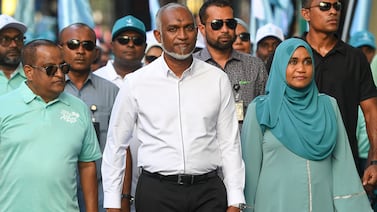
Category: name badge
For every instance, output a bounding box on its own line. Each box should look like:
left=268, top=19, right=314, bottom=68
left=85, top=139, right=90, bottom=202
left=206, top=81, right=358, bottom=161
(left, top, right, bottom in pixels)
left=235, top=101, right=244, bottom=121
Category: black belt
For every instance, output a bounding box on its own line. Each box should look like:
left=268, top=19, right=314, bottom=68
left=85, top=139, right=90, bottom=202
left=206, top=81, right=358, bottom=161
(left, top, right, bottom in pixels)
left=142, top=169, right=218, bottom=185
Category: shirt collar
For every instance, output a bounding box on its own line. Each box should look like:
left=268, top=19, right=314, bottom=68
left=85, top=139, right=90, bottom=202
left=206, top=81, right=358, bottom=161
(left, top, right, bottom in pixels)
left=159, top=53, right=194, bottom=79
left=20, top=81, right=70, bottom=106
left=65, top=73, right=95, bottom=89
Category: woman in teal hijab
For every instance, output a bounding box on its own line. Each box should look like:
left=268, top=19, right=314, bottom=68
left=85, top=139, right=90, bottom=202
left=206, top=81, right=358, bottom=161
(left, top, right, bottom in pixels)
left=241, top=38, right=372, bottom=212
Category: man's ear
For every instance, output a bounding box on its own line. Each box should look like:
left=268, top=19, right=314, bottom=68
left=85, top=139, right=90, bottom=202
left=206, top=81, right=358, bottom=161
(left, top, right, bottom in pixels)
left=23, top=65, right=33, bottom=81
left=153, top=29, right=162, bottom=43
left=301, top=8, right=311, bottom=22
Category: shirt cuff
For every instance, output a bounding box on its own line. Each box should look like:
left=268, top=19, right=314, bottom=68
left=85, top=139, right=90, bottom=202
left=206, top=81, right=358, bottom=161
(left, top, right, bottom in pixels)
left=227, top=188, right=246, bottom=206
left=103, top=192, right=121, bottom=209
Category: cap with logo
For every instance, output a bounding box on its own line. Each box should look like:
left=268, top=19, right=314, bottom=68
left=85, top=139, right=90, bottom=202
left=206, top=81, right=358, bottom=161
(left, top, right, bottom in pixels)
left=255, top=23, right=284, bottom=45
left=0, top=14, right=27, bottom=34
left=112, top=15, right=146, bottom=40
left=349, top=30, right=376, bottom=49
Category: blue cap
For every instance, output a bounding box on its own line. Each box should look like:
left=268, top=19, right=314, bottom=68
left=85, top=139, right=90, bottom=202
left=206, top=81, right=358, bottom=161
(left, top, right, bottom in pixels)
left=349, top=30, right=376, bottom=49
left=112, top=15, right=146, bottom=40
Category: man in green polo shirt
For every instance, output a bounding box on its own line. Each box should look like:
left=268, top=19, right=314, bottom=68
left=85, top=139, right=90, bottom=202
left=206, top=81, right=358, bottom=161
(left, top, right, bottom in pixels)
left=0, top=39, right=101, bottom=211
left=0, top=14, right=27, bottom=95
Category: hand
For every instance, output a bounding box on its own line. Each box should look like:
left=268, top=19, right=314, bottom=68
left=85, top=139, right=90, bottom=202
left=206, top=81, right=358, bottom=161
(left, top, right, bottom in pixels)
left=121, top=198, right=131, bottom=212
left=227, top=206, right=241, bottom=212
left=362, top=164, right=377, bottom=194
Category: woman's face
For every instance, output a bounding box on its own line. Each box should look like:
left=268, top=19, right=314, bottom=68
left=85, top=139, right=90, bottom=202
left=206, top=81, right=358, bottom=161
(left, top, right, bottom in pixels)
left=286, top=47, right=313, bottom=89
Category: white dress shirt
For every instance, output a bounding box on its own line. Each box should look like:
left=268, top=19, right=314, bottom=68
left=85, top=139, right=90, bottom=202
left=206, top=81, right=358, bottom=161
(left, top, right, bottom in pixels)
left=94, top=60, right=126, bottom=88
left=102, top=55, right=245, bottom=208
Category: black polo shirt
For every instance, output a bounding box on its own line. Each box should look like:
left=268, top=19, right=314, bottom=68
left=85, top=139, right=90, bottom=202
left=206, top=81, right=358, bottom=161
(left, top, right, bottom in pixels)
left=304, top=35, right=377, bottom=160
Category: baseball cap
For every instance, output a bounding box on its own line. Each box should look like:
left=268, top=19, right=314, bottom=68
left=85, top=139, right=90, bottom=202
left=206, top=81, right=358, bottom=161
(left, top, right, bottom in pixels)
left=255, top=23, right=284, bottom=44
left=0, top=14, right=27, bottom=34
left=349, top=30, right=376, bottom=49
left=112, top=15, right=146, bottom=40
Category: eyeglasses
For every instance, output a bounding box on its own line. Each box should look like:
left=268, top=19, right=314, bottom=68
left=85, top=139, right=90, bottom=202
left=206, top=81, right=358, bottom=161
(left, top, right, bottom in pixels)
left=307, top=1, right=342, bottom=11
left=0, top=35, right=25, bottom=47
left=116, top=36, right=145, bottom=46
left=208, top=19, right=237, bottom=31
left=30, top=63, right=70, bottom=77
left=61, top=39, right=96, bottom=51
left=236, top=32, right=250, bottom=42
left=145, top=55, right=159, bottom=63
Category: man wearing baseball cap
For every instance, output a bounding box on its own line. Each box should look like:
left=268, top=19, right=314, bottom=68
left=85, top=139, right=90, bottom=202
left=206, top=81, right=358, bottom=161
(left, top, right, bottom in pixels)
left=96, top=15, right=146, bottom=212
left=255, top=23, right=284, bottom=66
left=94, top=15, right=147, bottom=86
left=0, top=14, right=27, bottom=95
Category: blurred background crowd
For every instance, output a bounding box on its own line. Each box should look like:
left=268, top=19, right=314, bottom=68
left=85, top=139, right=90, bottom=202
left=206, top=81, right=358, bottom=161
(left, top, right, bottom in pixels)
left=0, top=0, right=376, bottom=52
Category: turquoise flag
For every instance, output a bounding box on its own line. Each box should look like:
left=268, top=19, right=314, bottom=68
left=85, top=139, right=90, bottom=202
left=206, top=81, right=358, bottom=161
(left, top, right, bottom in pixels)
left=57, top=0, right=95, bottom=32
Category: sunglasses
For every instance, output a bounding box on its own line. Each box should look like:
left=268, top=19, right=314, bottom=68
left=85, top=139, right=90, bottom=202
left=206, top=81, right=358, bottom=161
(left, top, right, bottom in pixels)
left=145, top=55, right=159, bottom=63
left=308, top=1, right=342, bottom=11
left=116, top=36, right=145, bottom=46
left=62, top=39, right=96, bottom=51
left=208, top=19, right=237, bottom=31
left=236, top=32, right=250, bottom=42
left=30, top=63, right=70, bottom=77
left=0, top=35, right=25, bottom=47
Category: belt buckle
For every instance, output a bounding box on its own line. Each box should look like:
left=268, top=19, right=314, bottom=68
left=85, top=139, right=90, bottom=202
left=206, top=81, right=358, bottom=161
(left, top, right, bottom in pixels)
left=177, top=174, right=184, bottom=185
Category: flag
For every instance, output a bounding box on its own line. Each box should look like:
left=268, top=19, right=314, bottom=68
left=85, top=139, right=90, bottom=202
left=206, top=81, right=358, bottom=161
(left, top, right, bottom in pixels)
left=57, top=0, right=95, bottom=32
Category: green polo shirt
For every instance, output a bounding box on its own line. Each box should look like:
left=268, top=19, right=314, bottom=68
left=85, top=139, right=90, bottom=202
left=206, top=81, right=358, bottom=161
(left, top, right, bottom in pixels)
left=0, top=82, right=101, bottom=212
left=0, top=64, right=26, bottom=95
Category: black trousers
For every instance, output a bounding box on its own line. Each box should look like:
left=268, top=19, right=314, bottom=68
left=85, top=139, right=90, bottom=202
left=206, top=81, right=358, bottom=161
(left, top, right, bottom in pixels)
left=135, top=171, right=227, bottom=212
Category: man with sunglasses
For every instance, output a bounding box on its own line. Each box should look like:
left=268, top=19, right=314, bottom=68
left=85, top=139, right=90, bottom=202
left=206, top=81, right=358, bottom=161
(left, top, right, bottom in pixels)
left=194, top=0, right=268, bottom=123
left=102, top=3, right=245, bottom=212
left=0, top=39, right=101, bottom=211
left=94, top=15, right=147, bottom=87
left=59, top=23, right=119, bottom=212
left=0, top=14, right=27, bottom=96
left=301, top=0, right=377, bottom=193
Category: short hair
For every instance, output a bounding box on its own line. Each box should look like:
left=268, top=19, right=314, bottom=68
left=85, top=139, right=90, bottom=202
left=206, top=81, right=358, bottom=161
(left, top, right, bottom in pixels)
left=21, top=39, right=59, bottom=66
left=198, top=0, right=233, bottom=24
left=58, top=23, right=96, bottom=43
left=155, top=3, right=194, bottom=31
left=301, top=0, right=312, bottom=8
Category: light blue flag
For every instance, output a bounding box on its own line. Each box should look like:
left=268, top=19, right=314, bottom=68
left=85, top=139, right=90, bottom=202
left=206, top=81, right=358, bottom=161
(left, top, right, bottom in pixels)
left=349, top=0, right=372, bottom=36
left=149, top=0, right=160, bottom=29
left=57, top=0, right=95, bottom=32
left=14, top=0, right=35, bottom=42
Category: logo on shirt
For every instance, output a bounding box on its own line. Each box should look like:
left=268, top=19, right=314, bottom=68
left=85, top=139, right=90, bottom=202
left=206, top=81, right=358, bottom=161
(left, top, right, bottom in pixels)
left=60, top=110, right=80, bottom=123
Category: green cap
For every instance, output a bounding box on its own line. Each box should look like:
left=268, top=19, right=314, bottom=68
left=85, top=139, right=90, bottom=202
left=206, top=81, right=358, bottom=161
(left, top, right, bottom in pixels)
left=112, top=15, right=146, bottom=40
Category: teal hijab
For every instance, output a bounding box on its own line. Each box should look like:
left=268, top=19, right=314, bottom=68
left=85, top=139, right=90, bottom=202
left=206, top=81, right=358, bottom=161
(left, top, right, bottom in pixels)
left=255, top=38, right=337, bottom=160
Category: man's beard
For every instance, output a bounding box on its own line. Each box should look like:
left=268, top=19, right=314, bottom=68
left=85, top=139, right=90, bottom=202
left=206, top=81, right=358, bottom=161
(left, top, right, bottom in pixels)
left=161, top=36, right=194, bottom=60
left=206, top=35, right=235, bottom=50
left=0, top=56, right=21, bottom=68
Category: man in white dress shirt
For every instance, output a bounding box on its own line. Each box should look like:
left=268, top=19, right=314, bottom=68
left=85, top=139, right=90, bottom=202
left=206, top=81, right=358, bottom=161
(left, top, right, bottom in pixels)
left=102, top=3, right=245, bottom=212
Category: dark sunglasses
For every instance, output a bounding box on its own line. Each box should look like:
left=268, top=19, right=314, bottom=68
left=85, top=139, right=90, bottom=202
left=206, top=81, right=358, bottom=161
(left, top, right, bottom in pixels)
left=62, top=39, right=96, bottom=51
left=308, top=1, right=342, bottom=11
left=145, top=55, right=159, bottom=63
left=0, top=35, right=25, bottom=47
left=30, top=63, right=70, bottom=77
left=236, top=32, right=250, bottom=42
left=116, top=36, right=145, bottom=46
left=208, top=19, right=237, bottom=31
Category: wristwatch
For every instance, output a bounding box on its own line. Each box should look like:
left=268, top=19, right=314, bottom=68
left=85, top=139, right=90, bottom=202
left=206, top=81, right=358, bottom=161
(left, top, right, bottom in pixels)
left=231, top=203, right=248, bottom=211
left=121, top=193, right=134, bottom=205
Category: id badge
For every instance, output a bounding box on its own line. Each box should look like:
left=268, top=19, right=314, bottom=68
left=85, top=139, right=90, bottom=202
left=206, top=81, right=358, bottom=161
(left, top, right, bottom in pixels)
left=235, top=101, right=244, bottom=121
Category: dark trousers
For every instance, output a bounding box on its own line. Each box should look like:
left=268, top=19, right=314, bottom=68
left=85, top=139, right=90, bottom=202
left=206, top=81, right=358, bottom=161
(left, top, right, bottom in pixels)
left=135, top=171, right=227, bottom=212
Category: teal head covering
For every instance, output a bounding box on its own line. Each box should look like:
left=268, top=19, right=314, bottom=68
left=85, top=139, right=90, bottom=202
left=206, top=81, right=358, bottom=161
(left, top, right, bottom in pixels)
left=254, top=38, right=337, bottom=160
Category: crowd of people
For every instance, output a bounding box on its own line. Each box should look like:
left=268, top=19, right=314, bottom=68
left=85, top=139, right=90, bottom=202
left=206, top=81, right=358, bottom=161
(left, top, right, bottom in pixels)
left=1, top=0, right=377, bottom=212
